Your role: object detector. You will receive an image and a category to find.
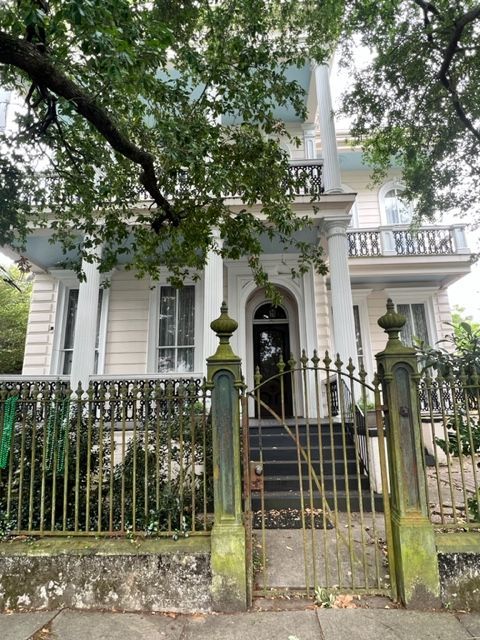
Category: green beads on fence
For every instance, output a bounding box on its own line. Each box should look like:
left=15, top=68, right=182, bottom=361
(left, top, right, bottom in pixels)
left=0, top=395, right=18, bottom=470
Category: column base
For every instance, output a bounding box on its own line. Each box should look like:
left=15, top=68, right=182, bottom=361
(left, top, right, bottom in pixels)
left=210, top=523, right=247, bottom=612
left=392, top=513, right=441, bottom=608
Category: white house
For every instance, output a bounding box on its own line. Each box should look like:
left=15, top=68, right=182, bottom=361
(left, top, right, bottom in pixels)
left=2, top=62, right=471, bottom=413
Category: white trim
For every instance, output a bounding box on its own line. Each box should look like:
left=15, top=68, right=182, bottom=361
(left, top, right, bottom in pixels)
left=351, top=289, right=374, bottom=380
left=385, top=287, right=438, bottom=345
left=342, top=184, right=359, bottom=228
left=147, top=277, right=204, bottom=374
left=96, top=287, right=110, bottom=375
left=50, top=280, right=67, bottom=375
left=50, top=273, right=108, bottom=376
left=225, top=256, right=318, bottom=412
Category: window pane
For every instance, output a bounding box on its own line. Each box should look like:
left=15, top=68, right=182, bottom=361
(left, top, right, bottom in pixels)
left=412, top=303, right=429, bottom=344
left=95, top=290, right=103, bottom=350
left=177, top=348, right=194, bottom=373
left=63, top=289, right=79, bottom=350
left=158, top=348, right=176, bottom=373
left=157, top=285, right=195, bottom=372
left=398, top=303, right=429, bottom=346
left=177, top=286, right=195, bottom=346
left=385, top=190, right=400, bottom=225
left=254, top=303, right=287, bottom=320
left=159, top=286, right=176, bottom=347
left=398, top=303, right=414, bottom=346
left=353, top=305, right=364, bottom=368
left=62, top=350, right=73, bottom=375
left=385, top=188, right=412, bottom=225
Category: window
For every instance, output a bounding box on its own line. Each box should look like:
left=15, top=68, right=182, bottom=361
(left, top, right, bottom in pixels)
left=398, top=303, right=429, bottom=346
left=60, top=288, right=104, bottom=375
left=157, top=285, right=195, bottom=373
left=379, top=182, right=413, bottom=225
left=353, top=305, right=365, bottom=369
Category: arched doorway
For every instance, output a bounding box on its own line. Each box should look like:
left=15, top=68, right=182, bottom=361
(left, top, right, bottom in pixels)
left=253, top=302, right=293, bottom=418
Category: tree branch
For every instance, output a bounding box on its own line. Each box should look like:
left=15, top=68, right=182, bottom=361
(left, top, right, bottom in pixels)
left=412, top=0, right=441, bottom=18
left=437, top=5, right=480, bottom=142
left=0, top=30, right=179, bottom=228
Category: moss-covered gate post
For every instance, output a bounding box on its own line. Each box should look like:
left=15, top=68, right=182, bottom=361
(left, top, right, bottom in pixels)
left=376, top=299, right=440, bottom=608
left=206, top=303, right=247, bottom=612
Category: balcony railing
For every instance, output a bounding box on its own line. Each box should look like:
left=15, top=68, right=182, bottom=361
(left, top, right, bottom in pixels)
left=27, top=161, right=325, bottom=206
left=348, top=224, right=469, bottom=258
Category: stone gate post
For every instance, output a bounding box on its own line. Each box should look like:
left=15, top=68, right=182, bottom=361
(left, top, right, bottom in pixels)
left=207, top=303, right=247, bottom=612
left=376, top=300, right=440, bottom=608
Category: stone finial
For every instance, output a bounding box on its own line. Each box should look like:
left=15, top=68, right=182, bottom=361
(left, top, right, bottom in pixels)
left=377, top=298, right=407, bottom=346
left=210, top=302, right=238, bottom=337
left=208, top=303, right=240, bottom=364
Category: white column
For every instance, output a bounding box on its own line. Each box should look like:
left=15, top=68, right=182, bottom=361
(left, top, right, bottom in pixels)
left=325, top=219, right=358, bottom=370
left=314, top=63, right=342, bottom=193
left=203, top=230, right=224, bottom=366
left=70, top=250, right=102, bottom=390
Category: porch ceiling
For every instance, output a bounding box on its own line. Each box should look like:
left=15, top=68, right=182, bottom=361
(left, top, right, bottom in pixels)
left=346, top=255, right=471, bottom=287
left=7, top=193, right=357, bottom=269
left=5, top=230, right=83, bottom=272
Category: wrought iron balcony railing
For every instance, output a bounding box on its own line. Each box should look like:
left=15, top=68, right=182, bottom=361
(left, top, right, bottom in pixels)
left=27, top=161, right=325, bottom=206
left=348, top=224, right=469, bottom=258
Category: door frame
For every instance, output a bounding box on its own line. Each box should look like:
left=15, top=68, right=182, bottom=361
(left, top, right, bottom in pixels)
left=252, top=305, right=293, bottom=418
left=246, top=287, right=301, bottom=418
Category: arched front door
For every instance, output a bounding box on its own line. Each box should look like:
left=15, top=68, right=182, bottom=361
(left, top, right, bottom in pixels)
left=252, top=302, right=293, bottom=418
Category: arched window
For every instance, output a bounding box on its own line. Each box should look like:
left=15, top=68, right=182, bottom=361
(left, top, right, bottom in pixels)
left=254, top=303, right=287, bottom=321
left=379, top=182, right=413, bottom=225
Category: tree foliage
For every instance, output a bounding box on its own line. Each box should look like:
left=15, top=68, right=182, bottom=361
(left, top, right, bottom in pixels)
left=0, top=0, right=344, bottom=287
left=416, top=312, right=480, bottom=379
left=339, top=0, right=480, bottom=225
left=0, top=266, right=31, bottom=374
left=1, top=1, right=478, bottom=284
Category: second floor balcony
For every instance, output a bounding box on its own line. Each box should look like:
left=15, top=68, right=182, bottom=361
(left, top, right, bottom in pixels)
left=347, top=224, right=470, bottom=259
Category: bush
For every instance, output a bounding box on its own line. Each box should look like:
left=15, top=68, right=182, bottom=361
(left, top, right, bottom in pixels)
left=0, top=400, right=212, bottom=536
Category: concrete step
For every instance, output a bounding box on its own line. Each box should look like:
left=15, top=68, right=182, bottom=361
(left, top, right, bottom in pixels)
left=263, top=474, right=370, bottom=492
left=249, top=444, right=357, bottom=462
left=259, top=459, right=360, bottom=476
left=250, top=490, right=384, bottom=513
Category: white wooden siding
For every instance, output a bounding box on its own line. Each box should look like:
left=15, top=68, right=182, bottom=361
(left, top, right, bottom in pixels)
left=22, top=274, right=57, bottom=375
left=364, top=290, right=389, bottom=358
left=341, top=170, right=381, bottom=228
left=103, top=269, right=149, bottom=374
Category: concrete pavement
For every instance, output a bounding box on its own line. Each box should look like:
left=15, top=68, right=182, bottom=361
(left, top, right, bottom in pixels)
left=2, top=604, right=480, bottom=640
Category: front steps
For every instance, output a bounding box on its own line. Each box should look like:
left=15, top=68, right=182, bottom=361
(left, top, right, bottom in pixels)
left=248, top=422, right=384, bottom=513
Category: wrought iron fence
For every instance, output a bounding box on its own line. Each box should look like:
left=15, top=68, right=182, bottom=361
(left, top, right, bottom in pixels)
left=419, top=372, right=480, bottom=529
left=0, top=380, right=212, bottom=537
left=244, top=352, right=392, bottom=596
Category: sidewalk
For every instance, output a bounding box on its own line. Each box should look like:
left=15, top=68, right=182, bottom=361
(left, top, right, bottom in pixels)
left=2, top=605, right=479, bottom=640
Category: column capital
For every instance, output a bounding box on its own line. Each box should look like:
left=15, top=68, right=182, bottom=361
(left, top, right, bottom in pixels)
left=211, top=227, right=224, bottom=244
left=322, top=216, right=351, bottom=239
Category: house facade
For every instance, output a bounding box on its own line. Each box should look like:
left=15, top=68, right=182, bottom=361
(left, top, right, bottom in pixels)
left=3, top=63, right=471, bottom=400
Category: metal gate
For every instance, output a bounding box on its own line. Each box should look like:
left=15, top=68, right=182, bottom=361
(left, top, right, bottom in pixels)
left=242, top=351, right=394, bottom=601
